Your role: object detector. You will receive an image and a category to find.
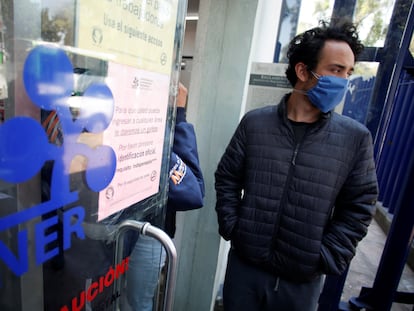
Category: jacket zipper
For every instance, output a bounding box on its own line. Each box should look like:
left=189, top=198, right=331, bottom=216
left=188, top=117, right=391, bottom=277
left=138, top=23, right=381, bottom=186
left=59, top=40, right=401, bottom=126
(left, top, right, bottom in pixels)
left=268, top=105, right=328, bottom=256
left=291, top=143, right=300, bottom=166
left=270, top=141, right=300, bottom=252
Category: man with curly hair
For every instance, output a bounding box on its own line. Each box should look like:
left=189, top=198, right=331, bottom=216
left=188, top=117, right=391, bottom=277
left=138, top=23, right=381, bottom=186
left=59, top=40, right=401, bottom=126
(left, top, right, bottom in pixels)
left=215, top=19, right=378, bottom=311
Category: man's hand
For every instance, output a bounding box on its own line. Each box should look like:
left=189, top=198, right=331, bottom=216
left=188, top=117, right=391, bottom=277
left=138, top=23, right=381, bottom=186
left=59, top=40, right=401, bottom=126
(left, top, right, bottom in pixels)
left=177, top=83, right=188, bottom=108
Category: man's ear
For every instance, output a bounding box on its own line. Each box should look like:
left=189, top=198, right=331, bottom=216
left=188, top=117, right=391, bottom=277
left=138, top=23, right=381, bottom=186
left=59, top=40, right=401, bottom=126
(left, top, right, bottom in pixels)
left=295, top=62, right=310, bottom=82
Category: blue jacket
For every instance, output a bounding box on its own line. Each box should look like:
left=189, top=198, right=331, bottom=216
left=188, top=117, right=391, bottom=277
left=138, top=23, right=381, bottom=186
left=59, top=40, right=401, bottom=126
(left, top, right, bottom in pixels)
left=165, top=107, right=205, bottom=237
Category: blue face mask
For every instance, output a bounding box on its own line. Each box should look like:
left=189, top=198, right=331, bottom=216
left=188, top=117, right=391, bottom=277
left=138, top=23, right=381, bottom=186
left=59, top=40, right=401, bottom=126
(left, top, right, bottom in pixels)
left=305, top=72, right=349, bottom=113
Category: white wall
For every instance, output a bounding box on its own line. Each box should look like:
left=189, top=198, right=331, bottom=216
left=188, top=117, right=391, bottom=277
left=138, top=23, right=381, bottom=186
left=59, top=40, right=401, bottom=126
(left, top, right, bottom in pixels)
left=174, top=1, right=283, bottom=310
left=250, top=0, right=283, bottom=62
left=240, top=0, right=283, bottom=117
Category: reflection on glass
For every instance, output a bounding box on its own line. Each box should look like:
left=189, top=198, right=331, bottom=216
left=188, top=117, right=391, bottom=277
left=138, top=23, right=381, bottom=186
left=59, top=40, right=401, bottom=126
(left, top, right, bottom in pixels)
left=342, top=62, right=379, bottom=124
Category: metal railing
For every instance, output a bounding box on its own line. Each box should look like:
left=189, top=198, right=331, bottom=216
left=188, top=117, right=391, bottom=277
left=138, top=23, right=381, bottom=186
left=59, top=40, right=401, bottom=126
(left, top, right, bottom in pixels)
left=113, top=220, right=178, bottom=311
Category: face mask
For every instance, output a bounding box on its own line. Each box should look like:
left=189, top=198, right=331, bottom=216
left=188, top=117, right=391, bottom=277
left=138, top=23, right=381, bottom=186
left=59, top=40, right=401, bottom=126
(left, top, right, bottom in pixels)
left=300, top=72, right=349, bottom=113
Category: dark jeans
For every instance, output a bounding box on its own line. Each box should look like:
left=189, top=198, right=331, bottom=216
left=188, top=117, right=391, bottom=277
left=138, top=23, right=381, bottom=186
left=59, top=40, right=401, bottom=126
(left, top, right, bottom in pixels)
left=223, top=249, right=323, bottom=311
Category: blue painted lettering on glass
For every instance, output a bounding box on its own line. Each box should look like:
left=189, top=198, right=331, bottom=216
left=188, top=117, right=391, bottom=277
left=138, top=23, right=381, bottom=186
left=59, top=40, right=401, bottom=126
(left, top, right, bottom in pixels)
left=0, top=45, right=116, bottom=278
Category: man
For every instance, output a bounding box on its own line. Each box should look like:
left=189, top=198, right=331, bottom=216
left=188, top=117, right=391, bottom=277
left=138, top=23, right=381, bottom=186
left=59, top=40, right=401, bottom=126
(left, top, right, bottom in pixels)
left=215, top=19, right=378, bottom=311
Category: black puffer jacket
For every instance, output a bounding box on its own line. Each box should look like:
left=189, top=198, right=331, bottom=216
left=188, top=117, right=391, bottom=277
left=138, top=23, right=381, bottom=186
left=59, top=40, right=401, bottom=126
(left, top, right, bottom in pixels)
left=215, top=95, right=378, bottom=282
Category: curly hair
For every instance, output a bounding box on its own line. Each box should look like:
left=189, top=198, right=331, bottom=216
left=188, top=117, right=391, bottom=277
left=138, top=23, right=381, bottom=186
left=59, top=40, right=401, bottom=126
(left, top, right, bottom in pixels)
left=285, top=19, right=364, bottom=86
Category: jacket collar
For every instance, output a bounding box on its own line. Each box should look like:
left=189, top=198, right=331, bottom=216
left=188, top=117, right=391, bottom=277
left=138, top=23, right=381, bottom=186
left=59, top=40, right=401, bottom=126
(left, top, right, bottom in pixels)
left=277, top=93, right=331, bottom=124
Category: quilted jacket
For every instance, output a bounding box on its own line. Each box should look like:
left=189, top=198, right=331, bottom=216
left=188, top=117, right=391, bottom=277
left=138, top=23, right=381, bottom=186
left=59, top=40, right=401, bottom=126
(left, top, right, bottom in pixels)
left=215, top=95, right=378, bottom=282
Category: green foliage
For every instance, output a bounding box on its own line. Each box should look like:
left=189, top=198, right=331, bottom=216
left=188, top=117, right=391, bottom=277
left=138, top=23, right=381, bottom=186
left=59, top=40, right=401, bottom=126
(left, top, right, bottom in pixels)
left=302, top=0, right=395, bottom=47
left=354, top=0, right=395, bottom=47
left=41, top=7, right=74, bottom=45
left=313, top=0, right=331, bottom=23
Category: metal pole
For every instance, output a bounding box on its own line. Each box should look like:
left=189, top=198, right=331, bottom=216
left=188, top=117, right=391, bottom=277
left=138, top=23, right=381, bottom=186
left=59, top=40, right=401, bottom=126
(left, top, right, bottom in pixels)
left=317, top=268, right=349, bottom=311
left=349, top=150, right=414, bottom=310
left=141, top=222, right=178, bottom=311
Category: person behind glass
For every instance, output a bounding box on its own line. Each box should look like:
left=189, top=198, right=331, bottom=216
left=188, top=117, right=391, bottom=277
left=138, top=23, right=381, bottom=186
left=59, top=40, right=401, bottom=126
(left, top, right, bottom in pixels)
left=215, top=19, right=378, bottom=311
left=126, top=82, right=205, bottom=311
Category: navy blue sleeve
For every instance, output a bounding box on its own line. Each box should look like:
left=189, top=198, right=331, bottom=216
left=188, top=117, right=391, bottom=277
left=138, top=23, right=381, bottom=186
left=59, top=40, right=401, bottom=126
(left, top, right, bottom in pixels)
left=167, top=107, right=205, bottom=212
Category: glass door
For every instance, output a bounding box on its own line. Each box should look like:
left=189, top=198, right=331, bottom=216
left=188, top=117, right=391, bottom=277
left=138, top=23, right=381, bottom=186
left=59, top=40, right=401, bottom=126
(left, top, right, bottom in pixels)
left=0, top=0, right=186, bottom=310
